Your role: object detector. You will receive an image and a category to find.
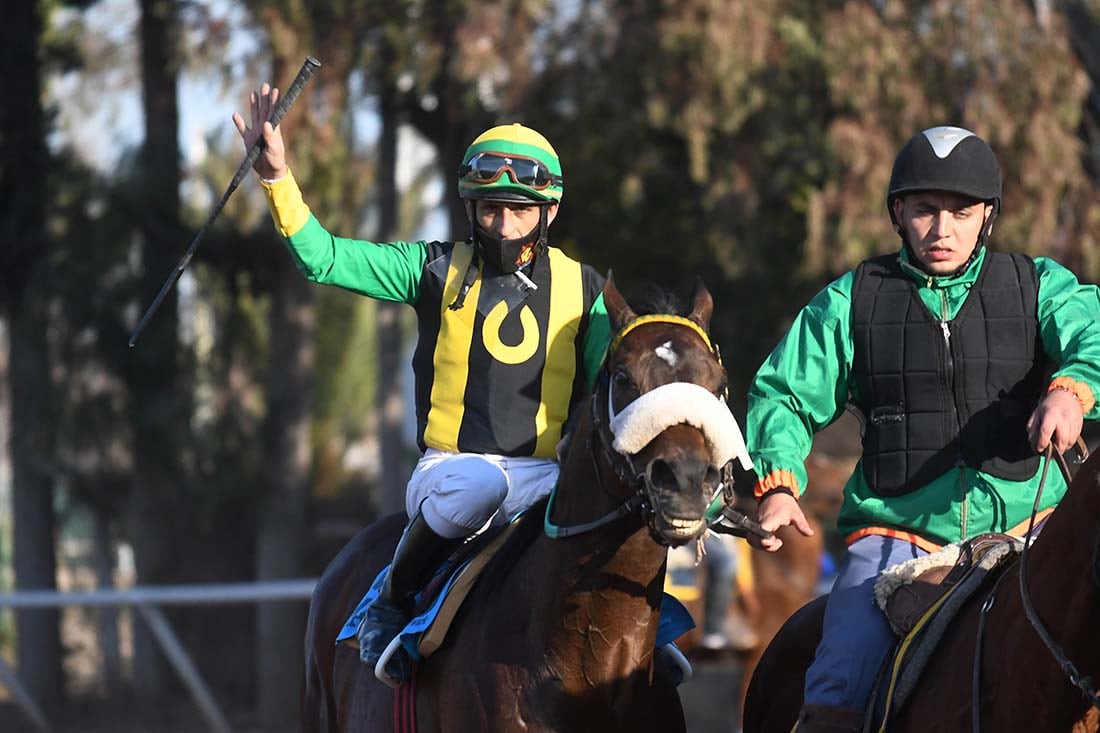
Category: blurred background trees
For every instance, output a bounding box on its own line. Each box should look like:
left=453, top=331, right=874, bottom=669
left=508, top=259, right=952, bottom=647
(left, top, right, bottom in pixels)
left=1, top=0, right=1098, bottom=729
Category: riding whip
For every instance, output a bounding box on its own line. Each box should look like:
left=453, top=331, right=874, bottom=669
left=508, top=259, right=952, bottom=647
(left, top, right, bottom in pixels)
left=128, top=56, right=322, bottom=347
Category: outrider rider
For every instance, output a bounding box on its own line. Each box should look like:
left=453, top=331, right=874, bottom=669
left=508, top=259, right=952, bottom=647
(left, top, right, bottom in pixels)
left=743, top=125, right=1100, bottom=732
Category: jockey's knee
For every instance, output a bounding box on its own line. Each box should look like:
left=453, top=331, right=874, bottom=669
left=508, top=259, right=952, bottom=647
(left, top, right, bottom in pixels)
left=413, top=455, right=509, bottom=538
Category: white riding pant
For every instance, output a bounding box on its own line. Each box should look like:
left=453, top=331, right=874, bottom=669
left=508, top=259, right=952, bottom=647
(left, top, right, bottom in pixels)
left=405, top=449, right=560, bottom=539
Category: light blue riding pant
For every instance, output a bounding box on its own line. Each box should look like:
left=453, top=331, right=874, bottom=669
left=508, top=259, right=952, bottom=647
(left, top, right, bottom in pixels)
left=803, top=535, right=927, bottom=711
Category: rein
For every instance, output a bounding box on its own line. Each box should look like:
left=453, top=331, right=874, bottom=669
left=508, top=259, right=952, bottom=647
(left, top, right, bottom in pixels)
left=1016, top=441, right=1100, bottom=712
left=542, top=366, right=666, bottom=541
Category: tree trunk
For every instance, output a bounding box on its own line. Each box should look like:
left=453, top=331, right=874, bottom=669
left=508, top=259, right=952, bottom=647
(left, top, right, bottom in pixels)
left=375, top=60, right=408, bottom=516
left=130, top=0, right=186, bottom=702
left=0, top=0, right=62, bottom=704
left=255, top=255, right=314, bottom=727
left=9, top=313, right=61, bottom=703
left=93, top=511, right=123, bottom=695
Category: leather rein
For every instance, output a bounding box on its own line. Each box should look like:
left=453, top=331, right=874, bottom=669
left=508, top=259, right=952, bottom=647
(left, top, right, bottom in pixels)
left=971, top=439, right=1100, bottom=732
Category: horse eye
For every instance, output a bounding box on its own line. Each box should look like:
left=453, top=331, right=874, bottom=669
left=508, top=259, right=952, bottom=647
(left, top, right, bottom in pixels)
left=613, top=371, right=633, bottom=389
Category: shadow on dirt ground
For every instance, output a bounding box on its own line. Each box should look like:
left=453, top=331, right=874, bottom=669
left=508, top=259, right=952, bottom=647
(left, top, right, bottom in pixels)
left=679, top=656, right=745, bottom=733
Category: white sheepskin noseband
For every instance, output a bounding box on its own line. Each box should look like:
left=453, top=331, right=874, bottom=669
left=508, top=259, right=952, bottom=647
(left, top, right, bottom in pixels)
left=609, top=382, right=753, bottom=470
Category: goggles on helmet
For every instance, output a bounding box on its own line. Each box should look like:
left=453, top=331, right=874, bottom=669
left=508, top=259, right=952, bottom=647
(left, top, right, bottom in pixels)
left=459, top=152, right=563, bottom=190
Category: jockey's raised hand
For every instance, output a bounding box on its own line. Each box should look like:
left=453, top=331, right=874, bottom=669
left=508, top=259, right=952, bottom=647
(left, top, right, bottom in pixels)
left=750, top=490, right=814, bottom=552
left=232, top=83, right=288, bottom=180
left=1027, top=386, right=1084, bottom=455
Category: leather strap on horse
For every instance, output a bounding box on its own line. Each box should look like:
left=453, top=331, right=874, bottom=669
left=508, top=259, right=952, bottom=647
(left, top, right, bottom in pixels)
left=393, top=664, right=417, bottom=733
left=1017, top=440, right=1100, bottom=714
left=971, top=560, right=1015, bottom=732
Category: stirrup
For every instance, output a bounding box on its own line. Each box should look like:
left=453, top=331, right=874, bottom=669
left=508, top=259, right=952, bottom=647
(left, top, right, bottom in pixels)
left=659, top=642, right=693, bottom=685
left=375, top=635, right=409, bottom=688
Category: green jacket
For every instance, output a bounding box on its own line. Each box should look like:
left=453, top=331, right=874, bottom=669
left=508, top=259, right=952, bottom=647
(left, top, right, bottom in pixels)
left=747, top=246, right=1100, bottom=548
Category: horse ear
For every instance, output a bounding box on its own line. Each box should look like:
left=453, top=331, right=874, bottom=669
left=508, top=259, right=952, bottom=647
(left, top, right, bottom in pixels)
left=602, top=271, right=637, bottom=331
left=687, top=277, right=713, bottom=331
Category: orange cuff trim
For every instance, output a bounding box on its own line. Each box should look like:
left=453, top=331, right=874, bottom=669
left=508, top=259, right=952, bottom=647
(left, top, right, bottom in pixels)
left=1048, top=376, right=1095, bottom=414
left=844, top=527, right=944, bottom=555
left=753, top=469, right=801, bottom=500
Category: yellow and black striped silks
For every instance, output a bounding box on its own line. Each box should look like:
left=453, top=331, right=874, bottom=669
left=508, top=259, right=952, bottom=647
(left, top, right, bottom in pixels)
left=412, top=241, right=601, bottom=459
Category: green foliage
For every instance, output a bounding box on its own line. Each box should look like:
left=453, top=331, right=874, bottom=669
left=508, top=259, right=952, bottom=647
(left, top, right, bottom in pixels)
left=30, top=0, right=1100, bottom=574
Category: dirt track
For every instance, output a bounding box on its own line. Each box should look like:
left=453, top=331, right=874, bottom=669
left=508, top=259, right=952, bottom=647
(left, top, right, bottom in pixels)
left=0, top=658, right=746, bottom=732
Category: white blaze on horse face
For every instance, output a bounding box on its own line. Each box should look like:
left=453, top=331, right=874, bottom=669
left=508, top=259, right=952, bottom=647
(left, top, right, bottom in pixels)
left=655, top=341, right=678, bottom=368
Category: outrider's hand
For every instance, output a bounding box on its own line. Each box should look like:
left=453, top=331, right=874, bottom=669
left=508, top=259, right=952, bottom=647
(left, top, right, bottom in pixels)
left=231, top=83, right=289, bottom=180
left=1028, top=387, right=1084, bottom=456
left=750, top=490, right=815, bottom=552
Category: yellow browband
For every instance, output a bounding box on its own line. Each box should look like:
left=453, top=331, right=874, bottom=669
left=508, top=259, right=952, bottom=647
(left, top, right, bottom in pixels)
left=609, top=314, right=712, bottom=354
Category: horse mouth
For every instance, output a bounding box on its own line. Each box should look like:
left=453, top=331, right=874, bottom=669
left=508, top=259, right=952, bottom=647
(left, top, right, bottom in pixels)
left=655, top=515, right=707, bottom=545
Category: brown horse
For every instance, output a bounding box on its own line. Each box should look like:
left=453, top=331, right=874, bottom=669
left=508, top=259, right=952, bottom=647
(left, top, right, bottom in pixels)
left=742, top=449, right=1100, bottom=733
left=302, top=278, right=745, bottom=732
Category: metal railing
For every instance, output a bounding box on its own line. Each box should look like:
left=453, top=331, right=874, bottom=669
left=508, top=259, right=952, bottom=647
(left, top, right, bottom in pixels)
left=0, top=579, right=318, bottom=733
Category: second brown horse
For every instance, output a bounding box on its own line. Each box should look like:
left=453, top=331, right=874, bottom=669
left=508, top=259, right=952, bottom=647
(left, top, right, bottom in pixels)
left=743, top=449, right=1100, bottom=732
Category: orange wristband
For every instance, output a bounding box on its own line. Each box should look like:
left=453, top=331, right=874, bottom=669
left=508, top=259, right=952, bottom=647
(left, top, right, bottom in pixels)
left=1047, top=377, right=1095, bottom=414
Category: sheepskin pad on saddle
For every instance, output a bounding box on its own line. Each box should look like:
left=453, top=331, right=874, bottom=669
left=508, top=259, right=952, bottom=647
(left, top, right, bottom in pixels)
left=609, top=382, right=753, bottom=470
left=872, top=539, right=1020, bottom=613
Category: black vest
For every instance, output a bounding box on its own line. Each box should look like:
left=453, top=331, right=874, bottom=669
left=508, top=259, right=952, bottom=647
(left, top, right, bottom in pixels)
left=850, top=252, right=1046, bottom=497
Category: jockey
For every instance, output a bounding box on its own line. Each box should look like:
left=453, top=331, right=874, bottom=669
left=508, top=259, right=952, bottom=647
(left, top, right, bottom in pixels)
left=234, top=87, right=610, bottom=672
left=743, top=125, right=1100, bottom=732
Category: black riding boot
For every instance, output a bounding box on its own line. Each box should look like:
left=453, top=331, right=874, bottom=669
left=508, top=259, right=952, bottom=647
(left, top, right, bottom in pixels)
left=358, top=511, right=462, bottom=668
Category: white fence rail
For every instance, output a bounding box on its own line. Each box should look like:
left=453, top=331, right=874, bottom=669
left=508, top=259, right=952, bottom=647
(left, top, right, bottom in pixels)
left=0, top=579, right=318, bottom=733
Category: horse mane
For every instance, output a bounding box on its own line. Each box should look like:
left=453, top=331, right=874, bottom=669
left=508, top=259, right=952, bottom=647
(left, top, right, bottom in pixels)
left=627, top=282, right=687, bottom=317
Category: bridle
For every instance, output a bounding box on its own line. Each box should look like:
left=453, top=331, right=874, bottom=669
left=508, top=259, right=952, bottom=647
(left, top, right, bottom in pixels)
left=971, top=440, right=1100, bottom=731
left=543, top=314, right=729, bottom=544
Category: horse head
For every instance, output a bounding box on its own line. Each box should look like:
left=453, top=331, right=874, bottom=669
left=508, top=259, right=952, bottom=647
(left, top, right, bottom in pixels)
left=592, top=276, right=750, bottom=547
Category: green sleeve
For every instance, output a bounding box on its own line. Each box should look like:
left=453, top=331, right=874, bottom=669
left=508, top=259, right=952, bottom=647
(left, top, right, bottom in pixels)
left=282, top=215, right=430, bottom=305
left=746, top=271, right=856, bottom=494
left=580, top=292, right=611, bottom=391
left=1035, top=257, right=1100, bottom=418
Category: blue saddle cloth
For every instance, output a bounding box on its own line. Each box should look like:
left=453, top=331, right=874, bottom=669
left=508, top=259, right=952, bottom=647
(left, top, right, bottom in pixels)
left=336, top=563, right=695, bottom=662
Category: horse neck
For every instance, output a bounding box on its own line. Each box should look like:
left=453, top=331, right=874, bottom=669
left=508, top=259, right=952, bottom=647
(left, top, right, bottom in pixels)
left=532, top=406, right=670, bottom=689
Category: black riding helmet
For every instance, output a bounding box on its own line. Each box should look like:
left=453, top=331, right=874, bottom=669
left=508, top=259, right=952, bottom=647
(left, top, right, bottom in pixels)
left=888, top=126, right=1002, bottom=263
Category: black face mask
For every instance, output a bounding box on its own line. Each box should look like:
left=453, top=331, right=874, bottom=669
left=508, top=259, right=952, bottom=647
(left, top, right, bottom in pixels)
left=474, top=225, right=536, bottom=274
left=472, top=207, right=549, bottom=274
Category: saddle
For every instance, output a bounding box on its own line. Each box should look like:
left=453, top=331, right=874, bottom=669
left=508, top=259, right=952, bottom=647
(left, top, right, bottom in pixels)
left=338, top=516, right=521, bottom=660
left=876, top=532, right=1021, bottom=636
left=870, top=532, right=1024, bottom=721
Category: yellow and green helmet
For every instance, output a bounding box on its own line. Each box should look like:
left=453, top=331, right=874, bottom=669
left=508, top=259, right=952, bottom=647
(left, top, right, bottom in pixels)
left=457, top=123, right=563, bottom=204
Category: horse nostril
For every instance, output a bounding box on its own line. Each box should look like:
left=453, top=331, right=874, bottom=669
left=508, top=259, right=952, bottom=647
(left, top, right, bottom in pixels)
left=646, top=459, right=679, bottom=492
